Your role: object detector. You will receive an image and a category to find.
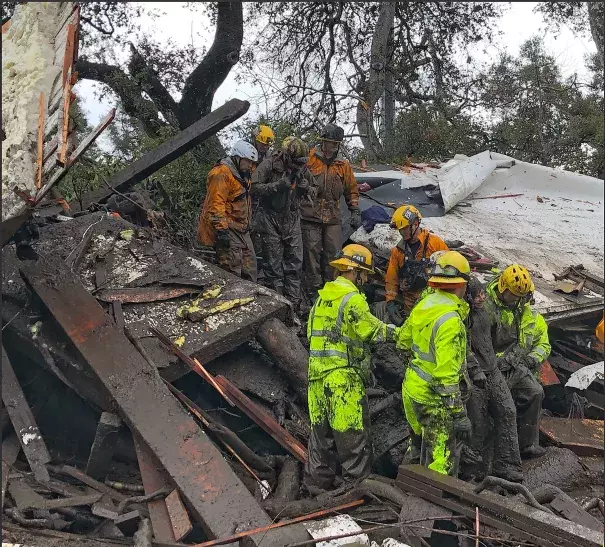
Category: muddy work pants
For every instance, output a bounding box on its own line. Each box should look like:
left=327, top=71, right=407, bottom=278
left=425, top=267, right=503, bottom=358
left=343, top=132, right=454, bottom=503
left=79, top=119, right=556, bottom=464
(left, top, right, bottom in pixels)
left=258, top=211, right=303, bottom=308
left=466, top=368, right=522, bottom=478
left=301, top=221, right=342, bottom=299
left=304, top=368, right=372, bottom=490
left=503, top=364, right=544, bottom=451
left=402, top=392, right=462, bottom=476
left=215, top=229, right=257, bottom=282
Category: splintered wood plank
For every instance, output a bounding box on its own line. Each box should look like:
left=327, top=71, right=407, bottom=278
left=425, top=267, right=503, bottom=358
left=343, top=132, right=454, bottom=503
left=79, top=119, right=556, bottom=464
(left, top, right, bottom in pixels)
left=133, top=435, right=176, bottom=543
left=20, top=254, right=278, bottom=544
left=36, top=93, right=46, bottom=189
left=165, top=489, right=192, bottom=541
left=1, top=346, right=51, bottom=482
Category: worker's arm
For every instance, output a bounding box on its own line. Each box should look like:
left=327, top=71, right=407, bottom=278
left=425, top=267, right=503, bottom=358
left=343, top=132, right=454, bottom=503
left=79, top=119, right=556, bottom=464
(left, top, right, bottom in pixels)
left=432, top=316, right=466, bottom=412
left=346, top=294, right=398, bottom=344
left=527, top=312, right=551, bottom=368
left=204, top=172, right=230, bottom=231
left=385, top=248, right=402, bottom=302
left=250, top=159, right=284, bottom=196
left=395, top=316, right=413, bottom=351
left=342, top=162, right=359, bottom=209
left=428, top=234, right=449, bottom=254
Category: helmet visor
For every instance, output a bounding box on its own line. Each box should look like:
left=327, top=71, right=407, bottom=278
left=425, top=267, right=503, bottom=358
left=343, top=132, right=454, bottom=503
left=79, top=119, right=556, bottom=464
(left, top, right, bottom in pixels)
left=431, top=263, right=470, bottom=281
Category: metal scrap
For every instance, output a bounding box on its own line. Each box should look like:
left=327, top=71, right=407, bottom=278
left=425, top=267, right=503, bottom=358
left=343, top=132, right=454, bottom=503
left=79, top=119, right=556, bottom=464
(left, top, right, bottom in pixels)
left=96, top=285, right=197, bottom=303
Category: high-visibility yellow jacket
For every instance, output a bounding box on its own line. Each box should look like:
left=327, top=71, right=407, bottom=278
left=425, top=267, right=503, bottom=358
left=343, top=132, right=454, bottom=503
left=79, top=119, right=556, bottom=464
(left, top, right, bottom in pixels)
left=484, top=279, right=551, bottom=368
left=307, top=276, right=397, bottom=381
left=397, top=289, right=469, bottom=410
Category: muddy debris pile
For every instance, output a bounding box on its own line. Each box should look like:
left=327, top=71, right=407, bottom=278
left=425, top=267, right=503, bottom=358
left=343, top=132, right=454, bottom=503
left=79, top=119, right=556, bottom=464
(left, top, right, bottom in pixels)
left=1, top=212, right=604, bottom=547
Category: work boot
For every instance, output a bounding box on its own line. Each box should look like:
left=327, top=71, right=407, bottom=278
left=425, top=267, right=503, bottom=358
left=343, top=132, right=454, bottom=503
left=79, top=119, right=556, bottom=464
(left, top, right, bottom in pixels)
left=520, top=444, right=546, bottom=459
left=494, top=467, right=524, bottom=483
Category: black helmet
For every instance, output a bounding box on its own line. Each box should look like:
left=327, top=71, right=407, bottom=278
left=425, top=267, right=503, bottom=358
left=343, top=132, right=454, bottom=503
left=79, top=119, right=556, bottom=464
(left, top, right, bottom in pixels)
left=320, top=123, right=344, bottom=143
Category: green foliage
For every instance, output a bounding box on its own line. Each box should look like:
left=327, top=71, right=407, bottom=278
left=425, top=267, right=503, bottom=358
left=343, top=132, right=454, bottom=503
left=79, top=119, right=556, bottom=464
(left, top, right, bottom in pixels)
left=387, top=106, right=487, bottom=163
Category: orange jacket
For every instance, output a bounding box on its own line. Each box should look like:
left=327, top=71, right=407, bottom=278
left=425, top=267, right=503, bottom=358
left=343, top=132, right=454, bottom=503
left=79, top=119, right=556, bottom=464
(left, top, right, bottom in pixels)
left=301, top=148, right=358, bottom=224
left=385, top=229, right=449, bottom=311
left=197, top=158, right=252, bottom=246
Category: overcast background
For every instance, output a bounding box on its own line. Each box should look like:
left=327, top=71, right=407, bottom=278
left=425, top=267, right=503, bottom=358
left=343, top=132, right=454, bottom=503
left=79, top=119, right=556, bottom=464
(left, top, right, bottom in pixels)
left=76, top=2, right=597, bottom=148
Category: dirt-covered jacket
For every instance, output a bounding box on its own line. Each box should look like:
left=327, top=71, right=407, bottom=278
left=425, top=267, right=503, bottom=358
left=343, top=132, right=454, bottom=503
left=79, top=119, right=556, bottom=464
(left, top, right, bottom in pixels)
left=251, top=150, right=316, bottom=221
left=484, top=279, right=551, bottom=371
left=301, top=148, right=358, bottom=225
left=197, top=157, right=251, bottom=245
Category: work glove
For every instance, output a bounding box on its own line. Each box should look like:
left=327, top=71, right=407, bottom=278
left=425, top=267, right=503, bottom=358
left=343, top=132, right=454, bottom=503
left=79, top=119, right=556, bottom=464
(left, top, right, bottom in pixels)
left=349, top=206, right=362, bottom=229
left=387, top=301, right=405, bottom=327
left=523, top=354, right=541, bottom=372
left=452, top=413, right=472, bottom=443
left=215, top=229, right=230, bottom=251
left=471, top=370, right=487, bottom=389
left=272, top=176, right=291, bottom=192
left=296, top=172, right=310, bottom=192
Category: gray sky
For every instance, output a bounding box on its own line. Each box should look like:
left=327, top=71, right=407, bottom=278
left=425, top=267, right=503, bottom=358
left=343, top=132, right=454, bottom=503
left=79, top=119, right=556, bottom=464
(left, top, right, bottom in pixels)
left=77, top=1, right=597, bottom=148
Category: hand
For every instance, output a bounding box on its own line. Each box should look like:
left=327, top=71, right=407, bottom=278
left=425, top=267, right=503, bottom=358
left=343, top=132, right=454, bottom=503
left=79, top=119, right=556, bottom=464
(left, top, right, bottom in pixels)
left=387, top=301, right=404, bottom=327
left=349, top=206, right=362, bottom=229
left=215, top=229, right=230, bottom=251
left=472, top=371, right=487, bottom=389
left=523, top=354, right=541, bottom=371
left=296, top=173, right=309, bottom=192
left=273, top=176, right=291, bottom=192
left=452, top=413, right=472, bottom=443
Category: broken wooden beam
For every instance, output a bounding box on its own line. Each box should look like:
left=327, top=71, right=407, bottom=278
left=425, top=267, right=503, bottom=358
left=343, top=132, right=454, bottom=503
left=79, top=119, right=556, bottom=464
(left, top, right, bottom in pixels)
left=133, top=435, right=176, bottom=543
left=1, top=345, right=51, bottom=482
left=47, top=465, right=127, bottom=503
left=397, top=464, right=603, bottom=547
left=164, top=489, right=192, bottom=542
left=214, top=375, right=308, bottom=463
left=539, top=416, right=604, bottom=456
left=85, top=411, right=123, bottom=481
left=75, top=99, right=250, bottom=211
left=20, top=253, right=294, bottom=544
left=96, top=286, right=197, bottom=304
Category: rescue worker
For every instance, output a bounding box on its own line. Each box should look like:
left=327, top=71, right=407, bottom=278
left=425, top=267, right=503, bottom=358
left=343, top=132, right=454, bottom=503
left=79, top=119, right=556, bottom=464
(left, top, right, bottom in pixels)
left=301, top=124, right=361, bottom=301
left=385, top=205, right=449, bottom=325
left=197, top=140, right=258, bottom=281
left=251, top=137, right=316, bottom=311
left=484, top=264, right=550, bottom=458
left=252, top=124, right=275, bottom=164
left=463, top=277, right=524, bottom=482
left=397, top=251, right=472, bottom=476
left=595, top=313, right=604, bottom=353
left=250, top=125, right=275, bottom=263
left=304, top=244, right=398, bottom=491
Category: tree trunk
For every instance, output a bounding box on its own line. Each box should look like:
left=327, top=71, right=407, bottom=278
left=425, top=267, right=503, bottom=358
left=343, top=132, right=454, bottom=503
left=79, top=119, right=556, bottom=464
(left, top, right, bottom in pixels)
left=356, top=1, right=395, bottom=161
left=256, top=318, right=308, bottom=405
left=587, top=1, right=604, bottom=67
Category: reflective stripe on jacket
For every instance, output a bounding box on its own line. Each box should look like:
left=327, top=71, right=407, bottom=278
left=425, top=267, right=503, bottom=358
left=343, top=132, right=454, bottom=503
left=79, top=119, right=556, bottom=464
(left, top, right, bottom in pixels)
left=197, top=157, right=251, bottom=246
left=307, top=276, right=397, bottom=381
left=397, top=290, right=469, bottom=409
left=484, top=279, right=551, bottom=365
left=301, top=148, right=358, bottom=225
left=385, top=230, right=449, bottom=309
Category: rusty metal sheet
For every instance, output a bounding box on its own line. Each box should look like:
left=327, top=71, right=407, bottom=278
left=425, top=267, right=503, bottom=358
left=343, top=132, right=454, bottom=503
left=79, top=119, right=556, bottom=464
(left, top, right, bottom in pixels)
left=540, top=417, right=604, bottom=457
left=96, top=286, right=198, bottom=304
left=165, top=488, right=192, bottom=541
left=21, top=253, right=278, bottom=543
left=1, top=345, right=51, bottom=482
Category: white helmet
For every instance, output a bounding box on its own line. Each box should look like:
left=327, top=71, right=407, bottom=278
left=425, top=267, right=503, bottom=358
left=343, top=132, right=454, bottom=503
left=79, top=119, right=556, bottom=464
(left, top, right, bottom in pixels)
left=229, top=140, right=258, bottom=163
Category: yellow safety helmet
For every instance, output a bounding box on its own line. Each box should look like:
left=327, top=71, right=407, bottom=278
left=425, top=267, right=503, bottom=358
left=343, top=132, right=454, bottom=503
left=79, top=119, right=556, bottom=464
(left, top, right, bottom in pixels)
left=391, top=204, right=422, bottom=230
left=498, top=264, right=534, bottom=297
left=330, top=244, right=374, bottom=273
left=428, top=251, right=470, bottom=285
left=255, top=125, right=275, bottom=145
